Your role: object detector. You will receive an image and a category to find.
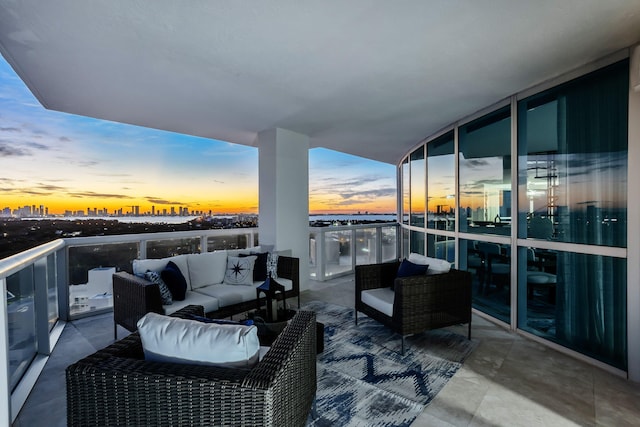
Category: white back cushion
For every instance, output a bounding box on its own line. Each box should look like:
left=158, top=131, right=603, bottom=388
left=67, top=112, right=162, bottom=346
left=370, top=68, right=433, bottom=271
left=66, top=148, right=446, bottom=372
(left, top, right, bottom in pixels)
left=137, top=312, right=259, bottom=368
left=187, top=251, right=227, bottom=289
left=133, top=254, right=191, bottom=287
left=408, top=253, right=451, bottom=274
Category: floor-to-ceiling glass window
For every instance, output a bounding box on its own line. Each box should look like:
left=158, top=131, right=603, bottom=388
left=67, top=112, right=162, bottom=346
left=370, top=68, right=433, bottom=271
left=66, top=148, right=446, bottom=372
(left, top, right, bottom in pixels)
left=427, top=234, right=455, bottom=263
left=517, top=59, right=629, bottom=369
left=397, top=57, right=630, bottom=372
left=427, top=131, right=455, bottom=231
left=459, top=106, right=512, bottom=320
left=410, top=146, right=426, bottom=227
left=459, top=107, right=512, bottom=236
left=410, top=230, right=425, bottom=255
left=402, top=158, right=410, bottom=225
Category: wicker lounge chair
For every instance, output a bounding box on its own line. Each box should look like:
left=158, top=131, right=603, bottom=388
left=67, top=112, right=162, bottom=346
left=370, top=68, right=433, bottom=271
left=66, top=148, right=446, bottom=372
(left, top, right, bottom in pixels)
left=355, top=261, right=472, bottom=353
left=67, top=305, right=317, bottom=427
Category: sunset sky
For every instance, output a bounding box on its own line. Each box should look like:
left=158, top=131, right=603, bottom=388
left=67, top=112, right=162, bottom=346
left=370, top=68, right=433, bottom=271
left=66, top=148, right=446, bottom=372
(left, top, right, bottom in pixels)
left=0, top=56, right=396, bottom=216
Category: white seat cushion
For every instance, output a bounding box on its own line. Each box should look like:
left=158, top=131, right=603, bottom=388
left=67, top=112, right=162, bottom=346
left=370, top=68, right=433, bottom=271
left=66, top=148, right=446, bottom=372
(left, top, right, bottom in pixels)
left=361, top=288, right=395, bottom=317
left=137, top=312, right=259, bottom=368
left=163, top=290, right=219, bottom=315
left=195, top=284, right=257, bottom=308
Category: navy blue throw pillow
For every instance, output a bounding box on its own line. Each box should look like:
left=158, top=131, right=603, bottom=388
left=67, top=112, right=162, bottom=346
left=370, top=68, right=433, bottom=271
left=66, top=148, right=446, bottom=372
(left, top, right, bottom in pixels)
left=240, top=252, right=269, bottom=281
left=161, top=261, right=188, bottom=301
left=396, top=258, right=429, bottom=278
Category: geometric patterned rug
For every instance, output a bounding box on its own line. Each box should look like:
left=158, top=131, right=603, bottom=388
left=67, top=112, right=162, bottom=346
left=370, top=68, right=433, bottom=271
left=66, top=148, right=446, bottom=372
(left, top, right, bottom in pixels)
left=303, top=301, right=477, bottom=427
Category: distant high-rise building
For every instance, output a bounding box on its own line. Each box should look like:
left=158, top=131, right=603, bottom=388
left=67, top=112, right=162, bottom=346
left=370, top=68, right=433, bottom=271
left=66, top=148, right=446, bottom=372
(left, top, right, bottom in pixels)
left=151, top=206, right=155, bottom=216
left=170, top=207, right=176, bottom=216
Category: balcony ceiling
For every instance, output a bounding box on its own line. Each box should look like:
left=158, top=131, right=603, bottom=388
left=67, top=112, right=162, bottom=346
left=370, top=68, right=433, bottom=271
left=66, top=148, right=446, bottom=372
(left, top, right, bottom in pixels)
left=1, top=1, right=639, bottom=165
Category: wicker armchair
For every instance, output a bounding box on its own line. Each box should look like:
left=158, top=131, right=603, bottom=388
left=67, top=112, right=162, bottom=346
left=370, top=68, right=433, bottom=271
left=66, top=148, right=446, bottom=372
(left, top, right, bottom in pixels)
left=355, top=261, right=472, bottom=353
left=67, top=305, right=317, bottom=427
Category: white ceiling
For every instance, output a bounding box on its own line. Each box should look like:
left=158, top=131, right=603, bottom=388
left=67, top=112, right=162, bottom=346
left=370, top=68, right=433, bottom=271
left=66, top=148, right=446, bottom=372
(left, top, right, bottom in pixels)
left=1, top=1, right=639, bottom=165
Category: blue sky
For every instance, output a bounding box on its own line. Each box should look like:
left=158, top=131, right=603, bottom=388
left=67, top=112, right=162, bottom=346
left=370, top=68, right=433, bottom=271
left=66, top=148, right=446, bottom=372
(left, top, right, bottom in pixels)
left=0, top=55, right=396, bottom=215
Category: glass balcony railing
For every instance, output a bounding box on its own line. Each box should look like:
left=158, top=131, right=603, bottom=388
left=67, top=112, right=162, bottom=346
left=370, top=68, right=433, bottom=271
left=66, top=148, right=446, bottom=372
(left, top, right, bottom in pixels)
left=0, top=223, right=397, bottom=422
left=309, top=223, right=399, bottom=280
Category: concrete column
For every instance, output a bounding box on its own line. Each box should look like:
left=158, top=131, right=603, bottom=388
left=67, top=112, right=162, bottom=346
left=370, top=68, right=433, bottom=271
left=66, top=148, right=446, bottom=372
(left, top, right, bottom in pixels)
left=257, top=128, right=310, bottom=290
left=627, top=45, right=640, bottom=382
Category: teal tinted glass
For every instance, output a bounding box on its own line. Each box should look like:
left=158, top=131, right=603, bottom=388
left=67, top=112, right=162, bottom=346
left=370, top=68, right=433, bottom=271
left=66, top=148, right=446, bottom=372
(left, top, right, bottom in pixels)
left=426, top=234, right=455, bottom=263
left=459, top=107, right=512, bottom=236
left=410, top=230, right=425, bottom=255
left=517, top=247, right=626, bottom=370
left=460, top=238, right=511, bottom=323
left=410, top=146, right=425, bottom=227
left=517, top=60, right=628, bottom=246
left=427, top=131, right=455, bottom=230
left=402, top=158, right=410, bottom=224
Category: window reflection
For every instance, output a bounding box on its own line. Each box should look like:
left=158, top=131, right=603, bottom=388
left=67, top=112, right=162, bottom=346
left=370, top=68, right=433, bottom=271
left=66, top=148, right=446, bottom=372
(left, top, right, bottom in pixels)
left=459, top=107, right=512, bottom=236
left=410, top=230, right=424, bottom=255
left=410, top=147, right=425, bottom=227
left=426, top=234, right=455, bottom=263
left=7, top=267, right=37, bottom=390
left=402, top=158, right=410, bottom=224
left=427, top=131, right=455, bottom=230
left=518, top=248, right=626, bottom=370
left=518, top=60, right=628, bottom=247
left=461, top=239, right=511, bottom=323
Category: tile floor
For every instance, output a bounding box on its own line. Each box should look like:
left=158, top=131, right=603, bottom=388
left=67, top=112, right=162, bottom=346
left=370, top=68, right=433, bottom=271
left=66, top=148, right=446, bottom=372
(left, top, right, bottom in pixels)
left=13, top=275, right=640, bottom=426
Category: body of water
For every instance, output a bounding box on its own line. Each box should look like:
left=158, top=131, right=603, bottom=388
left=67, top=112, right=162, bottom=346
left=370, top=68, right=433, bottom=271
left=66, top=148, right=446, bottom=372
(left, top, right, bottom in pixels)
left=309, top=214, right=397, bottom=222
left=20, top=213, right=397, bottom=224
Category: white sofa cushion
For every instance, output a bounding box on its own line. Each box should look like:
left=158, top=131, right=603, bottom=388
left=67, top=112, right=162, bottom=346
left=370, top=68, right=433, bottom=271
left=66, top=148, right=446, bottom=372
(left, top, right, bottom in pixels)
left=194, top=283, right=257, bottom=307
left=224, top=255, right=256, bottom=285
left=187, top=251, right=227, bottom=289
left=137, top=312, right=259, bottom=368
left=133, top=254, right=191, bottom=288
left=361, top=288, right=395, bottom=317
left=408, top=253, right=451, bottom=274
left=163, top=290, right=219, bottom=315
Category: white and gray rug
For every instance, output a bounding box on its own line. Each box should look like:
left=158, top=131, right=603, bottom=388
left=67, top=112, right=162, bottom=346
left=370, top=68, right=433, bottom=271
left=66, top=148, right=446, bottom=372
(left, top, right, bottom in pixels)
left=304, top=301, right=477, bottom=427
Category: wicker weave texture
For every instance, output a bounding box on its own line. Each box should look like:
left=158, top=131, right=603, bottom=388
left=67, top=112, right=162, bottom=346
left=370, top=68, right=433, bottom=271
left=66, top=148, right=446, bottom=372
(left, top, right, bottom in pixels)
left=67, top=305, right=317, bottom=427
left=113, top=255, right=301, bottom=335
left=355, top=262, right=472, bottom=338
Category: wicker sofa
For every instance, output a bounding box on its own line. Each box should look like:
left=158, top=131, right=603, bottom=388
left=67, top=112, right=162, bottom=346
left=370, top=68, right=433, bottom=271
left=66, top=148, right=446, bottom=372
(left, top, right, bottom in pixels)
left=355, top=260, right=472, bottom=353
left=113, top=252, right=300, bottom=338
left=67, top=305, right=317, bottom=427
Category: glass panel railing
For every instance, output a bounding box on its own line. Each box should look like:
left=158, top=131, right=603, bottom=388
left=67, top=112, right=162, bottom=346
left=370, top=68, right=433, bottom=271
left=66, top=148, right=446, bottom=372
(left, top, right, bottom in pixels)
left=310, top=223, right=398, bottom=280
left=207, top=233, right=252, bottom=251
left=68, top=242, right=139, bottom=316
left=309, top=231, right=319, bottom=278
left=325, top=230, right=352, bottom=277
left=147, top=237, right=200, bottom=258
left=381, top=227, right=397, bottom=262
left=46, top=253, right=58, bottom=332
left=7, top=266, right=37, bottom=391
left=355, top=228, right=377, bottom=265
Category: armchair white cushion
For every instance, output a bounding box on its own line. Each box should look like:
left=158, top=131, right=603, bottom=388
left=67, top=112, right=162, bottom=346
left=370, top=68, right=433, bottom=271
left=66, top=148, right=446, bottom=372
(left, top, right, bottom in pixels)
left=137, top=312, right=260, bottom=368
left=361, top=288, right=394, bottom=317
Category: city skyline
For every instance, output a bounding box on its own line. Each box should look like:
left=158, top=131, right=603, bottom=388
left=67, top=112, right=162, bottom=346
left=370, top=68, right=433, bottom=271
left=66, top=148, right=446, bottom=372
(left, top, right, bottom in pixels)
left=0, top=56, right=397, bottom=216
